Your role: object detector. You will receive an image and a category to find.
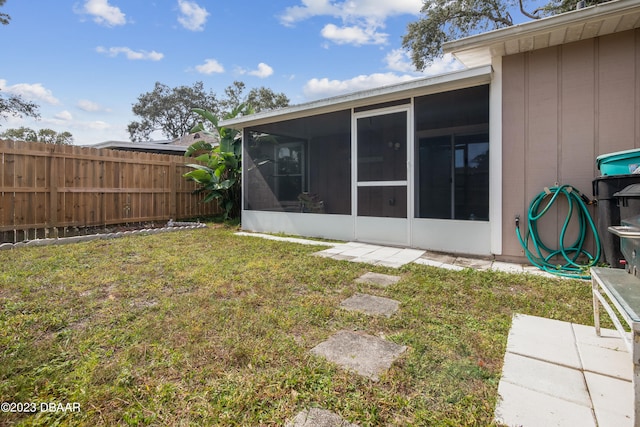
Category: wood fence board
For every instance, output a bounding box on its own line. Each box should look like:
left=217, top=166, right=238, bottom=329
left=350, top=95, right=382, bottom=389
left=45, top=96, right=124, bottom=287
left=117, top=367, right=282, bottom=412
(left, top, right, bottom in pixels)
left=0, top=140, right=219, bottom=241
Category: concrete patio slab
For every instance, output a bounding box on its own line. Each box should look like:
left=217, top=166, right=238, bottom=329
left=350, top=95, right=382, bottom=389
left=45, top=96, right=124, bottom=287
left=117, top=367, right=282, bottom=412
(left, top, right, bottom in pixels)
left=578, top=341, right=632, bottom=381
left=285, top=408, right=359, bottom=427
left=495, top=380, right=597, bottom=427
left=310, top=330, right=407, bottom=381
left=339, top=293, right=400, bottom=318
left=340, top=246, right=384, bottom=258
left=348, top=257, right=379, bottom=266
left=372, top=259, right=408, bottom=268
left=572, top=323, right=629, bottom=352
left=500, top=352, right=592, bottom=407
left=496, top=314, right=633, bottom=427
left=453, top=256, right=493, bottom=270
left=357, top=246, right=404, bottom=259
left=412, top=258, right=446, bottom=268
left=235, top=232, right=339, bottom=247
left=584, top=372, right=633, bottom=426
left=354, top=272, right=401, bottom=288
left=414, top=258, right=465, bottom=271
left=572, top=323, right=632, bottom=380
left=438, top=263, right=465, bottom=271
left=506, top=314, right=582, bottom=369
left=491, top=261, right=525, bottom=273
left=314, top=244, right=424, bottom=268
left=420, top=251, right=457, bottom=264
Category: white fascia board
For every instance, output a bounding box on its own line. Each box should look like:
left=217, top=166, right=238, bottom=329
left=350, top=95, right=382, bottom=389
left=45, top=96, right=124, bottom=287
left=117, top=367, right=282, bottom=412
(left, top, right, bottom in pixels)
left=221, top=65, right=492, bottom=129
left=444, top=0, right=640, bottom=67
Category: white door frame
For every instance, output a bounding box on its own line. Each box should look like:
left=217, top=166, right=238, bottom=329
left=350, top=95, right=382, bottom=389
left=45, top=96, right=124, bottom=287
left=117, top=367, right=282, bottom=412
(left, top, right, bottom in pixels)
left=352, top=105, right=413, bottom=246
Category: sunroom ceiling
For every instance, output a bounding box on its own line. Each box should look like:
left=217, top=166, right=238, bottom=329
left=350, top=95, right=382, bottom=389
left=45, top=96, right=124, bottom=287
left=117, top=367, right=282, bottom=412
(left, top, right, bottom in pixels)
left=445, top=0, right=640, bottom=68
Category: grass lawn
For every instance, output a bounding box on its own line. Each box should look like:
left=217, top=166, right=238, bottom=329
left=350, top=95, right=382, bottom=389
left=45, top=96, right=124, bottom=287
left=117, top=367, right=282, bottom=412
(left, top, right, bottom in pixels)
left=0, top=224, right=594, bottom=426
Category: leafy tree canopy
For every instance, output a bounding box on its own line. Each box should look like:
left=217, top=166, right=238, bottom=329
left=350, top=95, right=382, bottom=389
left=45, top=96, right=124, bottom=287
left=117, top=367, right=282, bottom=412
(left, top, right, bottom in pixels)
left=220, top=81, right=290, bottom=116
left=128, top=81, right=218, bottom=142
left=128, top=81, right=289, bottom=142
left=0, top=89, right=40, bottom=124
left=0, top=126, right=73, bottom=145
left=0, top=0, right=10, bottom=26
left=402, top=0, right=613, bottom=71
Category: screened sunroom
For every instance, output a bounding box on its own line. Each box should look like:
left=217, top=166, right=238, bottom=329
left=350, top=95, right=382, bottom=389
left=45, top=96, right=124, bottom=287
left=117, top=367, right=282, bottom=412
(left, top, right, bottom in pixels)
left=221, top=65, right=500, bottom=256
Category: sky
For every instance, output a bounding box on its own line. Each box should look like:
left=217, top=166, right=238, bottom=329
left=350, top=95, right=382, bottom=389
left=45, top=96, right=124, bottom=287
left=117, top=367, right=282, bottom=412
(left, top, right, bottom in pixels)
left=0, top=0, right=532, bottom=146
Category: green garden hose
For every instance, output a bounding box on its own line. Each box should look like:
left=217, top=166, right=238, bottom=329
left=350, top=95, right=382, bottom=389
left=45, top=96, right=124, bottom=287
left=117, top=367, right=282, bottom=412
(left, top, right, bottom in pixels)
left=515, top=184, right=601, bottom=279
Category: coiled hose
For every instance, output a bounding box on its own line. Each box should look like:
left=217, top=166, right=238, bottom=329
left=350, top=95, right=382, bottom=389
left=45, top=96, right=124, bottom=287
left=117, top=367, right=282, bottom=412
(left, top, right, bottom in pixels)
left=515, top=184, right=601, bottom=279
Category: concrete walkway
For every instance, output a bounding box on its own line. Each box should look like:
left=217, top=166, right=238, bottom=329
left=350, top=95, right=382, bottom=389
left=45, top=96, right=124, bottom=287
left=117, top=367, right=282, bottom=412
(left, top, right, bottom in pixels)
left=236, top=232, right=632, bottom=425
left=237, top=233, right=558, bottom=278
left=497, top=314, right=632, bottom=427
left=313, top=241, right=558, bottom=278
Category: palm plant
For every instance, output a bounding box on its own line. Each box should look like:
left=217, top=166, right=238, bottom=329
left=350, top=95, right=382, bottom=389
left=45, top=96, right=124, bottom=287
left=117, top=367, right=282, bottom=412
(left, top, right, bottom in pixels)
left=183, top=104, right=252, bottom=220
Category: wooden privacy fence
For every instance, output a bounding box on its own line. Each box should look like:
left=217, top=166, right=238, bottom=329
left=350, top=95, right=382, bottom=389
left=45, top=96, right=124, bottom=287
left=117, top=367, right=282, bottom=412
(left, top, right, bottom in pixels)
left=0, top=140, right=219, bottom=242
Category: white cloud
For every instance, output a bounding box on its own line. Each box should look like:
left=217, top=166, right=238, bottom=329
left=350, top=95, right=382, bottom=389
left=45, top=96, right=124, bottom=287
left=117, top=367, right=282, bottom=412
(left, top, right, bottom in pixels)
left=280, top=0, right=422, bottom=25
left=76, top=0, right=126, bottom=27
left=195, top=59, right=224, bottom=75
left=55, top=110, right=73, bottom=121
left=321, top=23, right=387, bottom=45
left=7, top=111, right=122, bottom=145
left=279, top=0, right=339, bottom=27
left=280, top=0, right=421, bottom=47
left=303, top=72, right=418, bottom=100
left=177, top=0, right=209, bottom=31
left=248, top=63, right=274, bottom=78
left=0, top=79, right=60, bottom=105
left=384, top=49, right=416, bottom=73
left=96, top=46, right=164, bottom=61
left=384, top=50, right=465, bottom=75
left=77, top=99, right=102, bottom=112
left=280, top=0, right=423, bottom=46
left=421, top=53, right=465, bottom=76
left=87, top=121, right=111, bottom=130
left=302, top=52, right=466, bottom=102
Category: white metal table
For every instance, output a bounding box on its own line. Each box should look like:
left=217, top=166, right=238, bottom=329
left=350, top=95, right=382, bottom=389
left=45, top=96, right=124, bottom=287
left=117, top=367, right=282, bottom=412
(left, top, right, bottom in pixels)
left=591, top=266, right=640, bottom=426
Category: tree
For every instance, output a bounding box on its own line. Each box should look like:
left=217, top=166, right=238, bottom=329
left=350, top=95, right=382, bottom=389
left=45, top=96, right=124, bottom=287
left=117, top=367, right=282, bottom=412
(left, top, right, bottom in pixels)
left=128, top=81, right=219, bottom=142
left=402, top=0, right=612, bottom=71
left=37, top=128, right=74, bottom=145
left=183, top=105, right=253, bottom=220
left=128, top=81, right=289, bottom=142
left=0, top=2, right=40, bottom=123
left=0, top=0, right=10, bottom=26
left=0, top=126, right=73, bottom=145
left=219, top=81, right=289, bottom=116
left=0, top=89, right=40, bottom=124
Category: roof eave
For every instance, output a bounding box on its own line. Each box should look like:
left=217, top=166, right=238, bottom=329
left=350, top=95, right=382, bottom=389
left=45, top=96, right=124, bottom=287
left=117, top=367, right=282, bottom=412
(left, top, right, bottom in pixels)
left=221, top=65, right=492, bottom=129
left=444, top=0, right=640, bottom=67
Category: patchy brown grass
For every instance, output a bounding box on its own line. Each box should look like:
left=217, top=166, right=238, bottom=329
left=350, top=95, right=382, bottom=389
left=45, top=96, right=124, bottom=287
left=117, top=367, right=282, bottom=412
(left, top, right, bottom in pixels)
left=0, top=225, right=593, bottom=426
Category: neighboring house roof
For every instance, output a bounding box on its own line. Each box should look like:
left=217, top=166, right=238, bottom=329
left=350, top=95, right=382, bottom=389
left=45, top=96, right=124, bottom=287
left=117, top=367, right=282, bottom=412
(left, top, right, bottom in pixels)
left=171, top=132, right=218, bottom=147
left=444, top=0, right=640, bottom=67
left=90, top=140, right=188, bottom=155
left=91, top=132, right=218, bottom=155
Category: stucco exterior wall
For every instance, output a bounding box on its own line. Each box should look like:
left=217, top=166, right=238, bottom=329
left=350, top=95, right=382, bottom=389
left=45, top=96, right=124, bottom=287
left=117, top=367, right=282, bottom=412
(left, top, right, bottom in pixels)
left=501, top=28, right=640, bottom=261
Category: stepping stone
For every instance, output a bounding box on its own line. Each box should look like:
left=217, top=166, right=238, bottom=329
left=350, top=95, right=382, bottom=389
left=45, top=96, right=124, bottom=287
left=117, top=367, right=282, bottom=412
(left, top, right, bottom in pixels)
left=453, top=256, right=493, bottom=270
left=354, top=272, right=400, bottom=288
left=285, top=408, right=358, bottom=427
left=310, top=330, right=407, bottom=381
left=340, top=293, right=400, bottom=318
